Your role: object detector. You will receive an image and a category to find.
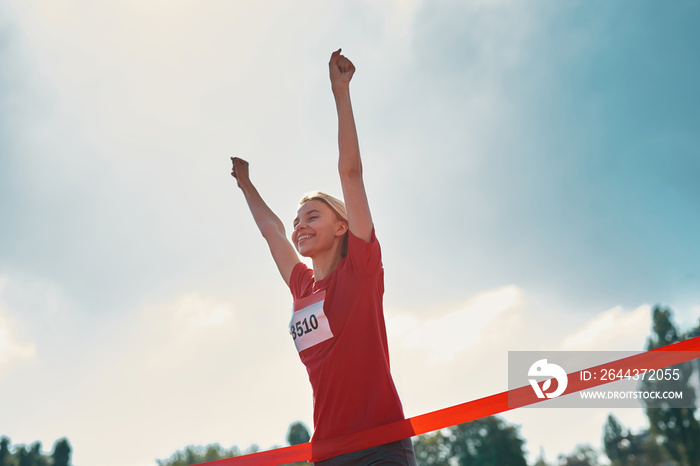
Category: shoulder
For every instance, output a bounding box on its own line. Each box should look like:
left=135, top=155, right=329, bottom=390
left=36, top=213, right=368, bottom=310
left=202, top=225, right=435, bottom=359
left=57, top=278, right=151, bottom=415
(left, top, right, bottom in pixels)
left=342, top=228, right=382, bottom=274
left=289, top=262, right=314, bottom=299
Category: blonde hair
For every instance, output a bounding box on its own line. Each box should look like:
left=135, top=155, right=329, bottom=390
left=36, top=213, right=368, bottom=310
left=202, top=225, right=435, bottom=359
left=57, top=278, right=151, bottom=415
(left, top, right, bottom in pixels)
left=298, top=191, right=349, bottom=257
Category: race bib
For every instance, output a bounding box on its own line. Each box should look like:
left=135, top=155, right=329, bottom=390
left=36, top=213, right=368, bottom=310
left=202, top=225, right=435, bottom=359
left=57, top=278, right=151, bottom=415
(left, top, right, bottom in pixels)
left=290, top=290, right=334, bottom=352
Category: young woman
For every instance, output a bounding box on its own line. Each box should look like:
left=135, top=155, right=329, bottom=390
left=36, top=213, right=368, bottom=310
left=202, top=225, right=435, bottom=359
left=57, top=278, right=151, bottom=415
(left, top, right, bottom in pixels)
left=231, top=49, right=416, bottom=465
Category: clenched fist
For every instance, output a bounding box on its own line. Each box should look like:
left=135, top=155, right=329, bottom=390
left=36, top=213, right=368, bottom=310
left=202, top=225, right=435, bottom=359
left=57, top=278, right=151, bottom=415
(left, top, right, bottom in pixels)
left=329, top=48, right=355, bottom=91
left=231, top=157, right=250, bottom=188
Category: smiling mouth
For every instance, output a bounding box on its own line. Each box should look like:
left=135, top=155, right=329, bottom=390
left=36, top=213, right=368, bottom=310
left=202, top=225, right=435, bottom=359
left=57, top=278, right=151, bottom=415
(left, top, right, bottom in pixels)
left=297, top=234, right=314, bottom=246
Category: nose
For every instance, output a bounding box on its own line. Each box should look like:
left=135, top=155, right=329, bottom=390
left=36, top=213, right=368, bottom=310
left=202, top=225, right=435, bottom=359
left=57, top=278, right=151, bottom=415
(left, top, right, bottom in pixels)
left=294, top=221, right=306, bottom=232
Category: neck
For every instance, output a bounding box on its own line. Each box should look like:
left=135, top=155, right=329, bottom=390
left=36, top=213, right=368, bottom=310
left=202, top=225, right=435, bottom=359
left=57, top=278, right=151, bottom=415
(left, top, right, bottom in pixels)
left=311, top=247, right=343, bottom=281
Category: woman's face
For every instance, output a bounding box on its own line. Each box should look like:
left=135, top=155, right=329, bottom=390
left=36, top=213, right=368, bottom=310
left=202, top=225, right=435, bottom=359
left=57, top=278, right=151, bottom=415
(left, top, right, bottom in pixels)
left=292, top=200, right=346, bottom=257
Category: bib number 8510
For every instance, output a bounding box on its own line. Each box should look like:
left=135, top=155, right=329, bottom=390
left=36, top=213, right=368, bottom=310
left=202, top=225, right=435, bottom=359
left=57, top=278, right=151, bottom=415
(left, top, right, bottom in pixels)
left=290, top=314, right=319, bottom=340
left=290, top=295, right=333, bottom=352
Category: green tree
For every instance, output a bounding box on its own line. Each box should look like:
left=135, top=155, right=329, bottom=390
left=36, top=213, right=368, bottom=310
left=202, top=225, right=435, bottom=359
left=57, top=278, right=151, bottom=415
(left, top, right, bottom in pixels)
left=29, top=442, right=48, bottom=466
left=531, top=447, right=551, bottom=466
left=450, top=416, right=527, bottom=466
left=0, top=437, right=70, bottom=466
left=642, top=305, right=700, bottom=466
left=51, top=438, right=71, bottom=466
left=603, top=414, right=625, bottom=464
left=156, top=443, right=249, bottom=466
left=603, top=416, right=674, bottom=466
left=286, top=422, right=310, bottom=446
left=157, top=421, right=313, bottom=466
left=202, top=444, right=226, bottom=463
left=0, top=437, right=11, bottom=466
left=556, top=445, right=600, bottom=466
left=602, top=414, right=666, bottom=466
left=413, top=416, right=527, bottom=466
left=413, top=430, right=450, bottom=465
left=16, top=446, right=29, bottom=466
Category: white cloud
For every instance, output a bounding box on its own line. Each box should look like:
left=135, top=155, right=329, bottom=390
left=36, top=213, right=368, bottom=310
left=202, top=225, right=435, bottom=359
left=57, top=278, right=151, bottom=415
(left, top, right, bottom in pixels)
left=386, top=285, right=575, bottom=418
left=387, top=285, right=650, bottom=461
left=691, top=305, right=700, bottom=327
left=388, top=285, right=522, bottom=362
left=128, top=292, right=239, bottom=374
left=48, top=290, right=313, bottom=466
left=164, top=293, right=234, bottom=329
left=363, top=0, right=423, bottom=45
left=560, top=304, right=651, bottom=351
left=387, top=288, right=657, bottom=464
left=0, top=277, right=36, bottom=369
left=0, top=315, right=35, bottom=368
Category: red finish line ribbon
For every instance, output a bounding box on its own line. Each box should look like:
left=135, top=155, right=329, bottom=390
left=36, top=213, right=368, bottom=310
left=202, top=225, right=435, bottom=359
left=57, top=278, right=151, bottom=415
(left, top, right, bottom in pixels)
left=198, top=337, right=700, bottom=466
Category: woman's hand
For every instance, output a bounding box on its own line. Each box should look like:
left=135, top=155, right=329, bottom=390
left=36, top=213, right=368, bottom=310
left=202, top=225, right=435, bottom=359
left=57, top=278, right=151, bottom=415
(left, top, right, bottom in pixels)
left=231, top=157, right=250, bottom=188
left=329, top=48, right=355, bottom=91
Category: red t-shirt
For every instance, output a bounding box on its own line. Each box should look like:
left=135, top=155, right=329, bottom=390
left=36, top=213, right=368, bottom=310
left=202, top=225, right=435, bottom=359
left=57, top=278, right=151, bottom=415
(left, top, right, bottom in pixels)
left=288, top=229, right=405, bottom=446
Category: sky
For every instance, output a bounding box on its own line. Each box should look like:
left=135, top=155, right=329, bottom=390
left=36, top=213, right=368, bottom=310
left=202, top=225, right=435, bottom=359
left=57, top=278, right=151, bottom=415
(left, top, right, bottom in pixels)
left=1, top=0, right=699, bottom=465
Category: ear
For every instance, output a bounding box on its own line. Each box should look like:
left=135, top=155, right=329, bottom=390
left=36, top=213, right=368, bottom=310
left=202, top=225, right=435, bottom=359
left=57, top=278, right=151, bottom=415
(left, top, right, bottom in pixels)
left=335, top=220, right=349, bottom=237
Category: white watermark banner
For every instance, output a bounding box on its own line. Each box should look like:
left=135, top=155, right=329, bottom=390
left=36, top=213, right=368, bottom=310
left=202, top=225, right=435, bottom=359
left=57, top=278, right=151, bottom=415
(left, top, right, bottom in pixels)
left=508, top=351, right=699, bottom=408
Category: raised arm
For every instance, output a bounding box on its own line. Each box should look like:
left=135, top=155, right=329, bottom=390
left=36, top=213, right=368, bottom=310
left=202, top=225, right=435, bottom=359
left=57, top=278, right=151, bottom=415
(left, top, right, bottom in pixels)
left=329, top=49, right=374, bottom=242
left=231, top=157, right=300, bottom=286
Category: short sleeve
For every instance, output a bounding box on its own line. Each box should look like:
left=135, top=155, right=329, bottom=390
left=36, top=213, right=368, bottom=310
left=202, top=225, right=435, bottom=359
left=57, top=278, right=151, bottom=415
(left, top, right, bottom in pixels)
left=342, top=228, right=382, bottom=275
left=289, top=261, right=314, bottom=300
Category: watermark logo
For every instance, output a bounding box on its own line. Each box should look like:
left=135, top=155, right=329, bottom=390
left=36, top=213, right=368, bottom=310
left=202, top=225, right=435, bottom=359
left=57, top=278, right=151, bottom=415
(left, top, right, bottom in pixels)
left=509, top=351, right=697, bottom=408
left=528, top=359, right=568, bottom=399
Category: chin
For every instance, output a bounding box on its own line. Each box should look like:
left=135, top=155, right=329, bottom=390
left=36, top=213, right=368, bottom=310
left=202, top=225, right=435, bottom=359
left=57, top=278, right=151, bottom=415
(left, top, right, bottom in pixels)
left=297, top=246, right=314, bottom=258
